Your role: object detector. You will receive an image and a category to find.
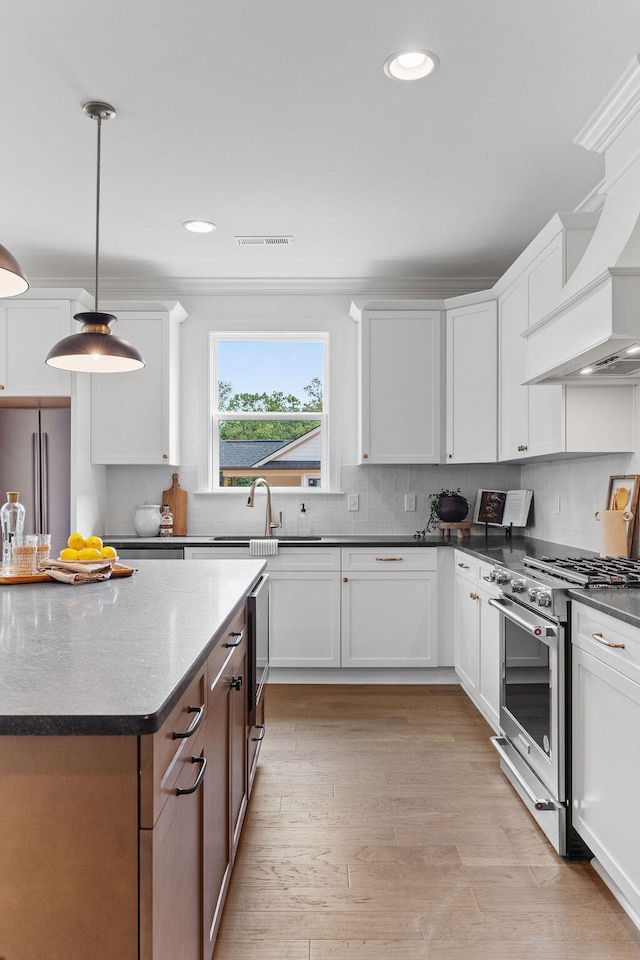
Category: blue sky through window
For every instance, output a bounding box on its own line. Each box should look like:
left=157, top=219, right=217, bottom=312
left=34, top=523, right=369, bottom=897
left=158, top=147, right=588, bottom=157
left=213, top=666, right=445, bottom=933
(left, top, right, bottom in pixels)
left=218, top=340, right=323, bottom=400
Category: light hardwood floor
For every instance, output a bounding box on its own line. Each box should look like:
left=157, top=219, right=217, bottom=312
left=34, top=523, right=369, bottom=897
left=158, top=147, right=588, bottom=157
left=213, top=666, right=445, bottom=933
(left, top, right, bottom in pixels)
left=213, top=684, right=640, bottom=960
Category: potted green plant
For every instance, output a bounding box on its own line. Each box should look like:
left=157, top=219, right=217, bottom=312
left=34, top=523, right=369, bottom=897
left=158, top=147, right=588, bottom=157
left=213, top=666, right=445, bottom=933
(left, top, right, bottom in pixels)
left=415, top=488, right=469, bottom=537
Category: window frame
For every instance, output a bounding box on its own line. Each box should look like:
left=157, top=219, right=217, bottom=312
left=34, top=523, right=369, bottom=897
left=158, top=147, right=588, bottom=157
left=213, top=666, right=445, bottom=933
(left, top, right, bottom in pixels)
left=208, top=331, right=330, bottom=492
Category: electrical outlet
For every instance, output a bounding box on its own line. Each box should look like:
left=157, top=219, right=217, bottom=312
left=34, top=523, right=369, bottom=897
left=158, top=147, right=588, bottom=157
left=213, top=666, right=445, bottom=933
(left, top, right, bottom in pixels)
left=347, top=493, right=359, bottom=512
left=405, top=494, right=417, bottom=512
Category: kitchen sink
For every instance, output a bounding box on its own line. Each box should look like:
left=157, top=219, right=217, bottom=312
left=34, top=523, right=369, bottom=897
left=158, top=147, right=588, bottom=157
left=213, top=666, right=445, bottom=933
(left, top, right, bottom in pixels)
left=209, top=535, right=322, bottom=542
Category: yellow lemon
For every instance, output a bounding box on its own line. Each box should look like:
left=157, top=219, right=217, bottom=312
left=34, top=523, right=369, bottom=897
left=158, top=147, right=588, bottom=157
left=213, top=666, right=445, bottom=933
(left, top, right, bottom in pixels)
left=86, top=535, right=103, bottom=550
left=60, top=547, right=79, bottom=561
left=77, top=547, right=103, bottom=561
left=100, top=545, right=117, bottom=559
left=67, top=532, right=85, bottom=551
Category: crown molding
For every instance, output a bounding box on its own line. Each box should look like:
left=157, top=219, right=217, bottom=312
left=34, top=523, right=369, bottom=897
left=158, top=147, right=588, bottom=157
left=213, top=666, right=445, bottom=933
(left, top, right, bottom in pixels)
left=575, top=54, right=640, bottom=154
left=28, top=275, right=497, bottom=300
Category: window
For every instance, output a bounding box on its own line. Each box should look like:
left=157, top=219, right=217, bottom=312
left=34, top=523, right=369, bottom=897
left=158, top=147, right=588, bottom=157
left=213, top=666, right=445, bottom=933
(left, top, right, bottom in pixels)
left=210, top=334, right=328, bottom=489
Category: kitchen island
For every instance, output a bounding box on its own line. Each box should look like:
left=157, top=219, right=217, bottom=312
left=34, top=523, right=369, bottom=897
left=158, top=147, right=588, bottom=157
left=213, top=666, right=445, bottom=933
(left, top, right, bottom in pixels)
left=0, top=558, right=265, bottom=960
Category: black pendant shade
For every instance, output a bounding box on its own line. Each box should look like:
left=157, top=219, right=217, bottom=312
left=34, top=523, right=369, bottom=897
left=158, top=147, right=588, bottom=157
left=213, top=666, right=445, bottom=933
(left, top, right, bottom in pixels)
left=0, top=243, right=29, bottom=297
left=45, top=101, right=145, bottom=374
left=45, top=312, right=145, bottom=373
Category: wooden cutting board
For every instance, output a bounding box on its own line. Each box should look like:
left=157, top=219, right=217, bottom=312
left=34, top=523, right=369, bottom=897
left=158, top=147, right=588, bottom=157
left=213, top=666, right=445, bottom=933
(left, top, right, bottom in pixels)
left=161, top=473, right=187, bottom=536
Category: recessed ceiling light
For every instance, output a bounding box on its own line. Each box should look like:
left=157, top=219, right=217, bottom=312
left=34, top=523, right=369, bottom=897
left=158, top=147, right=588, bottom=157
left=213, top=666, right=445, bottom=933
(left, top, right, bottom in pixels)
left=580, top=366, right=594, bottom=375
left=183, top=220, right=217, bottom=233
left=383, top=50, right=439, bottom=82
left=626, top=345, right=640, bottom=354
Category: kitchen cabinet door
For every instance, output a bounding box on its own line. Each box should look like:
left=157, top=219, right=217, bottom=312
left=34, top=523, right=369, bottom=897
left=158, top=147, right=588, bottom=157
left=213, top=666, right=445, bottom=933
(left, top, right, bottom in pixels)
left=140, top=730, right=205, bottom=960
left=341, top=570, right=437, bottom=667
left=356, top=307, right=443, bottom=464
left=454, top=571, right=480, bottom=695
left=0, top=293, right=90, bottom=397
left=91, top=302, right=186, bottom=464
left=445, top=299, right=497, bottom=462
left=269, top=570, right=342, bottom=667
left=572, top=604, right=640, bottom=920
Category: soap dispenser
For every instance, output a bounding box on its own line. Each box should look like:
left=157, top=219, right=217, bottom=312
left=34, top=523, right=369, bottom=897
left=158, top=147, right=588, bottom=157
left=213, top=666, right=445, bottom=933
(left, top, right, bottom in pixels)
left=296, top=502, right=310, bottom=537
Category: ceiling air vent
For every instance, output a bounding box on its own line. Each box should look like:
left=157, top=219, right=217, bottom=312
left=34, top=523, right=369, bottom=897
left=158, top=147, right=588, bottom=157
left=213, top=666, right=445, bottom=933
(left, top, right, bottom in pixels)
left=234, top=235, right=294, bottom=246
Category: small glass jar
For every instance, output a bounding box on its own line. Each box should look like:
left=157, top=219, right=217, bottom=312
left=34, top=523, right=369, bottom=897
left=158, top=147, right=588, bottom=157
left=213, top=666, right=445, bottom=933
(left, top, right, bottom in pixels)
left=36, top=533, right=51, bottom=567
left=134, top=504, right=161, bottom=537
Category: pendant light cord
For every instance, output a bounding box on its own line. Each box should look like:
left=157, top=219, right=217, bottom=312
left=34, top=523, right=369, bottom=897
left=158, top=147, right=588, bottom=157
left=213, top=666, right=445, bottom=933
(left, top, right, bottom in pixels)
left=94, top=114, right=102, bottom=313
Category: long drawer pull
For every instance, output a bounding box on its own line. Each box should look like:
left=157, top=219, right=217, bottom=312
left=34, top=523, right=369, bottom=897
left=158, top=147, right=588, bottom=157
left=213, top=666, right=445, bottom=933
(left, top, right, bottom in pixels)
left=458, top=562, right=470, bottom=569
left=482, top=575, right=491, bottom=581
left=176, top=755, right=207, bottom=796
left=592, top=631, right=625, bottom=649
left=224, top=630, right=244, bottom=648
left=172, top=704, right=205, bottom=740
left=376, top=556, right=403, bottom=562
left=251, top=725, right=266, bottom=742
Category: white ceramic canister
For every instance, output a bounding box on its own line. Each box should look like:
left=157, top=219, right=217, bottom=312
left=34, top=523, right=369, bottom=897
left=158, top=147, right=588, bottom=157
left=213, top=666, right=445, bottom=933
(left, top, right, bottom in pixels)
left=134, top=503, right=162, bottom=537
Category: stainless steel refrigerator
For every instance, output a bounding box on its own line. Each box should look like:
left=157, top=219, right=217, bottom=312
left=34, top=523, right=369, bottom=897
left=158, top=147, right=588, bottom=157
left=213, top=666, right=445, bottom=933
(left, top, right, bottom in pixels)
left=0, top=407, right=70, bottom=558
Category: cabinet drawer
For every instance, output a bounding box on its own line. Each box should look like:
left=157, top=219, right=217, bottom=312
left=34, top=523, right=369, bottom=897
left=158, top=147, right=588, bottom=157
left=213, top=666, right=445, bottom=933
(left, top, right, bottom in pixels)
left=267, top=546, right=340, bottom=571
left=573, top=603, right=640, bottom=684
left=139, top=665, right=207, bottom=828
left=342, top=547, right=437, bottom=572
left=207, top=606, right=246, bottom=687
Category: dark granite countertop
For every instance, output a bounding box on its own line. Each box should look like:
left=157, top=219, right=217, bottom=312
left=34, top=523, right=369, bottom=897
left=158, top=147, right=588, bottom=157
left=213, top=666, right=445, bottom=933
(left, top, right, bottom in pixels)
left=0, top=559, right=265, bottom=736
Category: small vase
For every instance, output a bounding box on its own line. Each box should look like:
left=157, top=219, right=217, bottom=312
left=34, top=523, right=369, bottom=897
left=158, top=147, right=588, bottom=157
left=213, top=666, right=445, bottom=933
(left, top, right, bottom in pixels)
left=436, top=495, right=468, bottom=523
left=134, top=504, right=162, bottom=537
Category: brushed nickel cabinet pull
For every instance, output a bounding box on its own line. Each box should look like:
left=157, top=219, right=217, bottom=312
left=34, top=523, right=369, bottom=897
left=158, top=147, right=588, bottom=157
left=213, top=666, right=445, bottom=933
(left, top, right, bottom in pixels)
left=592, top=631, right=625, bottom=649
left=172, top=704, right=205, bottom=740
left=176, top=755, right=207, bottom=796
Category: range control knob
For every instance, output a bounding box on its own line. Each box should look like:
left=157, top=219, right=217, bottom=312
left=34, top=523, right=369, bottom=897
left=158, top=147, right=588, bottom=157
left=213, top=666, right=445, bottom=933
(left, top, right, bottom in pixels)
left=510, top=578, right=526, bottom=593
left=537, top=592, right=552, bottom=608
left=494, top=570, right=509, bottom=584
left=528, top=588, right=539, bottom=602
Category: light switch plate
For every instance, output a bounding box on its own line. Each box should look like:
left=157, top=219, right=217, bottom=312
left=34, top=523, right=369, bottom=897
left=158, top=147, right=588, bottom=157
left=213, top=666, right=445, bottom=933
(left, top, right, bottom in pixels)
left=405, top=494, right=416, bottom=512
left=347, top=494, right=359, bottom=511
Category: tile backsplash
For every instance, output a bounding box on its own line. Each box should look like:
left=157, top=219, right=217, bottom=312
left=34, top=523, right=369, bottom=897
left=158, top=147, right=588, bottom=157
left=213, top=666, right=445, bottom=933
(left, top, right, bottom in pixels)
left=105, top=453, right=640, bottom=554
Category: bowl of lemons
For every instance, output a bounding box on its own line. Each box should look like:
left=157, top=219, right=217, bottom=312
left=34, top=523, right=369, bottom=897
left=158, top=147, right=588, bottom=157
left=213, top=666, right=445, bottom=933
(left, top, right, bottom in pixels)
left=59, top=533, right=118, bottom=564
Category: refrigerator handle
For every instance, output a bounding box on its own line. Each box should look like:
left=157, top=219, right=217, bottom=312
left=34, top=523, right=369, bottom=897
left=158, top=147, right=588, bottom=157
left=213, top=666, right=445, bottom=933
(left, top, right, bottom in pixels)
left=32, top=432, right=41, bottom=533
left=41, top=432, right=49, bottom=535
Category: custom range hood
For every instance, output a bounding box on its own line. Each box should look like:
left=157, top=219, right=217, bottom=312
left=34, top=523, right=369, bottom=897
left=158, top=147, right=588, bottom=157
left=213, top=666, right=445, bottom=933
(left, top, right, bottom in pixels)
left=525, top=56, right=640, bottom=384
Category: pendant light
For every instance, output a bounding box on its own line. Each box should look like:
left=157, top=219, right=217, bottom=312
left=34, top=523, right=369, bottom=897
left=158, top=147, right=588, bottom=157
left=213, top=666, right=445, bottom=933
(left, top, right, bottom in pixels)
left=46, top=101, right=145, bottom=373
left=0, top=244, right=28, bottom=297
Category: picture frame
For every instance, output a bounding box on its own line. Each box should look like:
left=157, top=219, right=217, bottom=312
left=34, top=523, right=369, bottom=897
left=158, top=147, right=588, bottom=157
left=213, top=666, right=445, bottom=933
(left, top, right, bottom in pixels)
left=606, top=474, right=640, bottom=555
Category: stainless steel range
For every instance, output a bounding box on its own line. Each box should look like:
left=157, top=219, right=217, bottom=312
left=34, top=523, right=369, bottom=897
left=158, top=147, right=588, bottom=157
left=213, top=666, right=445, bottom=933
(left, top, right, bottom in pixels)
left=487, top=552, right=640, bottom=859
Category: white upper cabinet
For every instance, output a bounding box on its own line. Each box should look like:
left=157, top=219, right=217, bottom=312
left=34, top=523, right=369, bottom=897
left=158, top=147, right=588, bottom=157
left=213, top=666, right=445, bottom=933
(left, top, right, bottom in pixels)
left=445, top=298, right=497, bottom=463
left=0, top=290, right=91, bottom=397
left=497, top=216, right=635, bottom=462
left=352, top=303, right=443, bottom=464
left=91, top=302, right=186, bottom=464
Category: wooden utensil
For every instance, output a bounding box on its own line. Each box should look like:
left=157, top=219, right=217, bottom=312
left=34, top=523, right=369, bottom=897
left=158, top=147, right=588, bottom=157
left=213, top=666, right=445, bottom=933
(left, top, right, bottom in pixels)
left=161, top=473, right=187, bottom=536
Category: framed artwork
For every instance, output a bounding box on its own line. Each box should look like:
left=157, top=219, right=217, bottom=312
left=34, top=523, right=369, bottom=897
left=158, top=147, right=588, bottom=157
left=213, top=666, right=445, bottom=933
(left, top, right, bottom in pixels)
left=606, top=474, right=640, bottom=555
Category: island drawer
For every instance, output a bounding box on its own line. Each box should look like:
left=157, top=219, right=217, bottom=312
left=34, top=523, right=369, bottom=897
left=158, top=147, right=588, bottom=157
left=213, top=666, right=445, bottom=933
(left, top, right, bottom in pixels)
left=139, top=665, right=207, bottom=828
left=573, top=603, right=640, bottom=684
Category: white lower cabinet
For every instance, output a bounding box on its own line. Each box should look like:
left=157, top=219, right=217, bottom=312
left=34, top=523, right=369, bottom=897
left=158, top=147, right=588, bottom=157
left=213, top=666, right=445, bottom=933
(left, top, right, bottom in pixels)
left=572, top=602, right=640, bottom=921
left=185, top=545, right=437, bottom=669
left=185, top=546, right=342, bottom=668
left=341, top=548, right=437, bottom=668
left=454, top=551, right=500, bottom=731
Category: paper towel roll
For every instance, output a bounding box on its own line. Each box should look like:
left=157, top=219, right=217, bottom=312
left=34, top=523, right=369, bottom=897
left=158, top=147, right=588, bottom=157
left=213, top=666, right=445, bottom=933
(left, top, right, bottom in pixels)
left=594, top=510, right=633, bottom=558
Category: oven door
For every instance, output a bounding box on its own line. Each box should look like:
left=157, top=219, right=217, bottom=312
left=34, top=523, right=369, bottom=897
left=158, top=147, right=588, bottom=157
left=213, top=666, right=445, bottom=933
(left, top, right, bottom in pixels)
left=488, top=594, right=566, bottom=853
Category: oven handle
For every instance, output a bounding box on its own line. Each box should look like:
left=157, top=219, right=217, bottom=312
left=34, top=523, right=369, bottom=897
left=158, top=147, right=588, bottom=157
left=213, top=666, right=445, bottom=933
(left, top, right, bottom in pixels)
left=488, top=596, right=557, bottom=639
left=490, top=737, right=560, bottom=811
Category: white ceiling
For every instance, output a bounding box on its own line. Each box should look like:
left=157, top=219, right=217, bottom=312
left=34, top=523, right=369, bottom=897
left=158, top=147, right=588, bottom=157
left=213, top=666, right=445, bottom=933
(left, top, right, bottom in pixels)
left=5, top=0, right=640, bottom=294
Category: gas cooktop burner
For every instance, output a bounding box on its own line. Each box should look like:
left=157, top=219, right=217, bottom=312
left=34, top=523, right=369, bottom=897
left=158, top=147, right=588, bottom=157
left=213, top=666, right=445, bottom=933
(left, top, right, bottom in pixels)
left=524, top=554, right=640, bottom=588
